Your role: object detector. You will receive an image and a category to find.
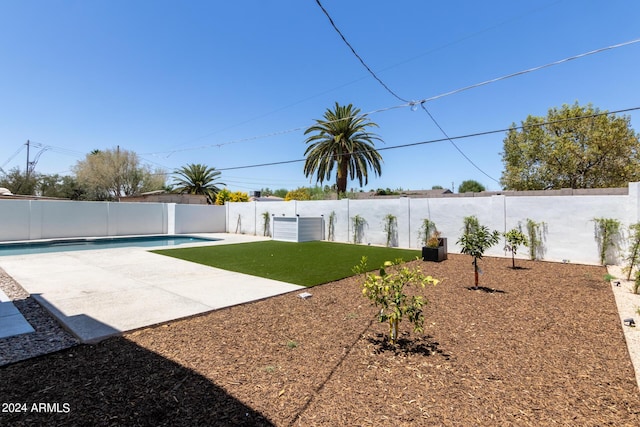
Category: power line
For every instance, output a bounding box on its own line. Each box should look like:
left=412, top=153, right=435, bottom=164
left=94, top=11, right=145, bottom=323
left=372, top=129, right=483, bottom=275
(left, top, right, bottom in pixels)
left=415, top=37, right=640, bottom=105
left=314, top=0, right=500, bottom=182
left=215, top=106, right=640, bottom=172
left=314, top=0, right=406, bottom=103
left=139, top=35, right=640, bottom=159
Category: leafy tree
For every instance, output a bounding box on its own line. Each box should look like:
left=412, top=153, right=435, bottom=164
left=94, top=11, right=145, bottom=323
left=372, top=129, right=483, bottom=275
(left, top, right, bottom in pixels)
left=457, top=215, right=500, bottom=289
left=354, top=257, right=439, bottom=344
left=458, top=180, right=485, bottom=193
left=215, top=188, right=249, bottom=205
left=431, top=185, right=444, bottom=190
left=304, top=102, right=383, bottom=194
left=272, top=188, right=288, bottom=198
left=0, top=167, right=38, bottom=195
left=74, top=147, right=165, bottom=200
left=36, top=174, right=87, bottom=199
left=504, top=228, right=528, bottom=269
left=172, top=163, right=224, bottom=204
left=284, top=187, right=311, bottom=201
left=501, top=102, right=640, bottom=190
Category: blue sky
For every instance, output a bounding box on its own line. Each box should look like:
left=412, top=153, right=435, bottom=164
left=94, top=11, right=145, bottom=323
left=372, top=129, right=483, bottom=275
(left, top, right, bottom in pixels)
left=1, top=0, right=639, bottom=193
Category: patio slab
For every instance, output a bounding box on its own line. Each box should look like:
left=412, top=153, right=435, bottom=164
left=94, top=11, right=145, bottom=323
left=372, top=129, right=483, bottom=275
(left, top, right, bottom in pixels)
left=0, top=289, right=35, bottom=339
left=0, top=234, right=304, bottom=343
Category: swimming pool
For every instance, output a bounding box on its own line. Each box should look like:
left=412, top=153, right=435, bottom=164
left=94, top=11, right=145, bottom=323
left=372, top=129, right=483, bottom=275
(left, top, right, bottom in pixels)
left=0, top=235, right=219, bottom=256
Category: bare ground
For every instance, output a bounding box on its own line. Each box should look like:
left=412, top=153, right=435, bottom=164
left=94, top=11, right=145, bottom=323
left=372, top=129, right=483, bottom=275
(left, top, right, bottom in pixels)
left=1, top=254, right=639, bottom=426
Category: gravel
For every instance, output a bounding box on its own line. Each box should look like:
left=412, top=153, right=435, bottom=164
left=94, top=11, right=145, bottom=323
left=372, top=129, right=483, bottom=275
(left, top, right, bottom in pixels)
left=607, top=265, right=640, bottom=388
left=0, top=267, right=78, bottom=366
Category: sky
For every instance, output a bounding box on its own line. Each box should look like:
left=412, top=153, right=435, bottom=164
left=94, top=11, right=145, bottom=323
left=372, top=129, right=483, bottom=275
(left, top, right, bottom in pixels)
left=1, top=0, right=639, bottom=193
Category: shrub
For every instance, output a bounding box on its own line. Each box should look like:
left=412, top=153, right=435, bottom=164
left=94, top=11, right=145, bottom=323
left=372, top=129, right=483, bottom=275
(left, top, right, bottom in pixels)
left=262, top=212, right=271, bottom=237
left=593, top=217, right=621, bottom=265
left=327, top=211, right=336, bottom=241
left=354, top=257, right=439, bottom=344
left=625, top=223, right=640, bottom=280
left=284, top=187, right=311, bottom=201
left=524, top=219, right=545, bottom=260
left=383, top=214, right=398, bottom=247
left=351, top=214, right=367, bottom=244
left=418, top=219, right=437, bottom=247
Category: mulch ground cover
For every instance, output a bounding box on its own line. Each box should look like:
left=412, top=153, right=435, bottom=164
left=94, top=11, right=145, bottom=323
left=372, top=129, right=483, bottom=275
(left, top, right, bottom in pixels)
left=1, top=254, right=639, bottom=426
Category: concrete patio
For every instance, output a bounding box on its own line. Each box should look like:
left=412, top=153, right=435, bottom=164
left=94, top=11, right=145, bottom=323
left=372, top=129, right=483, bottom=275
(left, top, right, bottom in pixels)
left=0, top=234, right=304, bottom=343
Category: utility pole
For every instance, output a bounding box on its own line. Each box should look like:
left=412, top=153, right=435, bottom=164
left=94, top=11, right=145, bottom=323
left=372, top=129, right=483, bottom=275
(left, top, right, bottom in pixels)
left=116, top=145, right=121, bottom=198
left=25, top=140, right=30, bottom=180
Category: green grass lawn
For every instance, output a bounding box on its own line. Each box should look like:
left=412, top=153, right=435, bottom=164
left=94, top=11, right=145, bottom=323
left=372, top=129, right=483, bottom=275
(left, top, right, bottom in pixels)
left=153, top=241, right=421, bottom=287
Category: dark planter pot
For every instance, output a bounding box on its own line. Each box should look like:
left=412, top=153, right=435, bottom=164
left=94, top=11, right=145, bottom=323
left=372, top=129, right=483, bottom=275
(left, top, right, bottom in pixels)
left=422, top=238, right=448, bottom=262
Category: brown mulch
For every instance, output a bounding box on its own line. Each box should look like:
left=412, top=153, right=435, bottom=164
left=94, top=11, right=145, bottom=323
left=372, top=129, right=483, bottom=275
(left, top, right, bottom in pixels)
left=1, top=254, right=639, bottom=426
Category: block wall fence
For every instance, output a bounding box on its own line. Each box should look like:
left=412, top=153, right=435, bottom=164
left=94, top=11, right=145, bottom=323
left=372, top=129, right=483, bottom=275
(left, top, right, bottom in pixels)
left=227, top=182, right=640, bottom=266
left=2, top=183, right=639, bottom=266
left=0, top=200, right=225, bottom=241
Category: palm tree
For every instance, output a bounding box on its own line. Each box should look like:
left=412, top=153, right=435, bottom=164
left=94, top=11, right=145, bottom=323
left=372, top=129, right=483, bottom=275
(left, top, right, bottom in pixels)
left=172, top=163, right=225, bottom=204
left=304, top=103, right=383, bottom=194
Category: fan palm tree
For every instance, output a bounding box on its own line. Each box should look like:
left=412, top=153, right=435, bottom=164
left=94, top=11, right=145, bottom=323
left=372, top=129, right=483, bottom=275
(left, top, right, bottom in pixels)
left=304, top=103, right=383, bottom=194
left=172, top=163, right=225, bottom=204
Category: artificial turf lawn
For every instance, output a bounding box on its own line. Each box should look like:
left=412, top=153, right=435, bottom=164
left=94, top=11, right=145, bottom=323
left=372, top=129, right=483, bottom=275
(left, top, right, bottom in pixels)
left=153, top=240, right=421, bottom=287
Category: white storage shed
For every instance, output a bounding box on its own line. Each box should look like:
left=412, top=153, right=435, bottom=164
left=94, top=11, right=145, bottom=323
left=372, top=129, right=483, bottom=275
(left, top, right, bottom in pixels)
left=272, top=216, right=324, bottom=242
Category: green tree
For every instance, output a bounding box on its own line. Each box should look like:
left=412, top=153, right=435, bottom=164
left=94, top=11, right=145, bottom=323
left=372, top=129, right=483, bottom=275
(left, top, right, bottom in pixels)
left=172, top=163, right=224, bottom=204
left=284, top=187, right=311, bottom=201
left=74, top=147, right=165, bottom=200
left=215, top=188, right=249, bottom=205
left=458, top=180, right=485, bottom=193
left=36, top=174, right=87, bottom=199
left=501, top=102, right=640, bottom=190
left=457, top=216, right=500, bottom=289
left=303, top=102, right=383, bottom=194
left=354, top=257, right=439, bottom=344
left=272, top=188, right=288, bottom=198
left=504, top=228, right=528, bottom=269
left=0, top=167, right=38, bottom=195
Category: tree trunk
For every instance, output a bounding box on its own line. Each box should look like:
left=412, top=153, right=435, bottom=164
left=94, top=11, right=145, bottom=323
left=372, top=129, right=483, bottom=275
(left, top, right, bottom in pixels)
left=474, top=258, right=479, bottom=289
left=390, top=318, right=398, bottom=344
left=336, top=155, right=350, bottom=194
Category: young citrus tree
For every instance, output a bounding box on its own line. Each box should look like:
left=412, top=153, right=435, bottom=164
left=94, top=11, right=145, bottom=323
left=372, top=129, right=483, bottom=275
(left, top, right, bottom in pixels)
left=504, top=228, right=528, bottom=269
left=458, top=216, right=500, bottom=289
left=354, top=257, right=439, bottom=344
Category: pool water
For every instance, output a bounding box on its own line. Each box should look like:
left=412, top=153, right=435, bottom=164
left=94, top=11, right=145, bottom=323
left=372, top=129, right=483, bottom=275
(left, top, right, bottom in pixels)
left=0, top=235, right=218, bottom=256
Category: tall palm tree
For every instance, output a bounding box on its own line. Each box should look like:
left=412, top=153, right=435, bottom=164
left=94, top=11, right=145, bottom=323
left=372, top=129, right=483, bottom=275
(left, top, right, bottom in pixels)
left=172, top=163, right=225, bottom=204
left=304, top=103, right=383, bottom=194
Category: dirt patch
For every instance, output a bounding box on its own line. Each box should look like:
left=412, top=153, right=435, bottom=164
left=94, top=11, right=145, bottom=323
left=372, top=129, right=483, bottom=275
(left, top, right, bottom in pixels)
left=1, top=254, right=639, bottom=426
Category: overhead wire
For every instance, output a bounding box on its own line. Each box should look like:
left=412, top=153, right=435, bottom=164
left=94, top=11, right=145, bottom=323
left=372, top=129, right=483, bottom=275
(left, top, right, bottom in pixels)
left=151, top=1, right=563, bottom=156
left=214, top=106, right=640, bottom=172
left=316, top=0, right=501, bottom=182
left=314, top=0, right=640, bottom=184
left=141, top=35, right=640, bottom=159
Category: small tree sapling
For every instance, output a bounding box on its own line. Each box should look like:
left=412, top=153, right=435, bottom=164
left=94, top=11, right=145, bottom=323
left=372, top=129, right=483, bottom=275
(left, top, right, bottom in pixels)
left=354, top=257, right=439, bottom=344
left=504, top=228, right=528, bottom=269
left=458, top=216, right=500, bottom=289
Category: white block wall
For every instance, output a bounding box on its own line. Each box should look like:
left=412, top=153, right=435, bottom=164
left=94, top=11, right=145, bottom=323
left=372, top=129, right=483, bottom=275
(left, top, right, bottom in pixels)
left=0, top=200, right=225, bottom=241
left=226, top=183, right=640, bottom=265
